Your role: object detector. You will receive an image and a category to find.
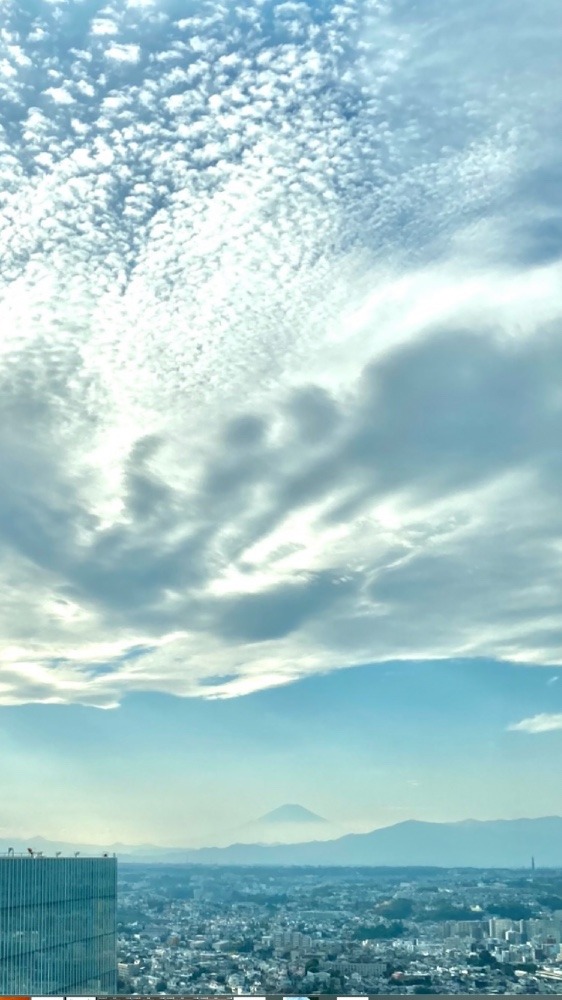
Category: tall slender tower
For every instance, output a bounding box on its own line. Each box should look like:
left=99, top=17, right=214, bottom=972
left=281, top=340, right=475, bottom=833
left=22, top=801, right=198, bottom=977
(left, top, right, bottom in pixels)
left=531, top=855, right=536, bottom=873
left=0, top=853, right=117, bottom=995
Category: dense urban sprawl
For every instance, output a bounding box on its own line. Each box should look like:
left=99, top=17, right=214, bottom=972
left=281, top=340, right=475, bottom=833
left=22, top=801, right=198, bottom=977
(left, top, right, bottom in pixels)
left=116, top=864, right=562, bottom=995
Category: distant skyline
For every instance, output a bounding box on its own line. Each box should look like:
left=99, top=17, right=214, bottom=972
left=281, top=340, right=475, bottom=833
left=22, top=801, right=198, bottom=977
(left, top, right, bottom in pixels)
left=0, top=0, right=562, bottom=845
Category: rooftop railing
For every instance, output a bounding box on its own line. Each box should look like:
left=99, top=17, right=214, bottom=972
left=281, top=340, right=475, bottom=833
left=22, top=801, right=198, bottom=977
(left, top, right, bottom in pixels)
left=0, top=850, right=117, bottom=858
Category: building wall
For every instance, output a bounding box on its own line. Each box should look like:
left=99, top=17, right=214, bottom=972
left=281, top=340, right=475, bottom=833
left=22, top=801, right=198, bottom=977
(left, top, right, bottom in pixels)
left=0, top=856, right=117, bottom=995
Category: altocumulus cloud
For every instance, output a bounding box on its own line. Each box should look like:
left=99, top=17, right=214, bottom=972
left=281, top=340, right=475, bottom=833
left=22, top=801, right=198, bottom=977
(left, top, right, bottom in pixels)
left=1, top=0, right=562, bottom=707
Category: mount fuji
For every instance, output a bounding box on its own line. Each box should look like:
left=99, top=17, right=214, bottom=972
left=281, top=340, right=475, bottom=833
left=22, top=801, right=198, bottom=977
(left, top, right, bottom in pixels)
left=213, top=803, right=344, bottom=847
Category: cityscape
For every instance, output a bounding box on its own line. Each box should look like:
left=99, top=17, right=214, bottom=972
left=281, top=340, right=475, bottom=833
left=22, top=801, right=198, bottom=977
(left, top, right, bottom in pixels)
left=114, top=862, right=562, bottom=996
left=3, top=844, right=562, bottom=995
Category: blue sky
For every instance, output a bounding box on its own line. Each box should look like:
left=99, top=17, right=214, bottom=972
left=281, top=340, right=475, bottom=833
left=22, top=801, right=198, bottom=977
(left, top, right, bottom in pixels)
left=1, top=659, right=562, bottom=845
left=1, top=0, right=562, bottom=844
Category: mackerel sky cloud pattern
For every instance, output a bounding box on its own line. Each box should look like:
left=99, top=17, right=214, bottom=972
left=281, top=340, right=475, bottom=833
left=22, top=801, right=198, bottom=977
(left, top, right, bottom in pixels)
left=1, top=0, right=562, bottom=708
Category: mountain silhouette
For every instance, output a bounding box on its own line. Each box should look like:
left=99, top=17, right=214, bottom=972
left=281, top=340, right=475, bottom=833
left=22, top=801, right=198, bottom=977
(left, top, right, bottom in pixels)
left=256, top=804, right=328, bottom=824
left=212, top=803, right=339, bottom=847
left=180, top=816, right=562, bottom=867
left=3, top=816, right=562, bottom=867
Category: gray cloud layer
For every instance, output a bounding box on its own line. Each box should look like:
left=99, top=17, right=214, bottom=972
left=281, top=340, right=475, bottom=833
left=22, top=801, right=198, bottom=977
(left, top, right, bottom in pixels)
left=1, top=0, right=561, bottom=705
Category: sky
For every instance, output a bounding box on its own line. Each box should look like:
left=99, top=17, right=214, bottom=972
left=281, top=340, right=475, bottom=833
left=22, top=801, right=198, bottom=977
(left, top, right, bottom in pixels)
left=1, top=0, right=562, bottom=845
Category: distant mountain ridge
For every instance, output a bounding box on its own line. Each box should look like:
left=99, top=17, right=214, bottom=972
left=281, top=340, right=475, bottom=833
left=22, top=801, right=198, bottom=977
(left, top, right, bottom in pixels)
left=180, top=816, right=562, bottom=868
left=2, top=816, right=562, bottom=867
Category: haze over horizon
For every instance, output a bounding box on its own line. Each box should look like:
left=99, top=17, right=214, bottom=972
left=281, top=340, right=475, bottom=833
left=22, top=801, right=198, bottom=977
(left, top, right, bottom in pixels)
left=0, top=806, right=562, bottom=852
left=1, top=0, right=562, bottom=845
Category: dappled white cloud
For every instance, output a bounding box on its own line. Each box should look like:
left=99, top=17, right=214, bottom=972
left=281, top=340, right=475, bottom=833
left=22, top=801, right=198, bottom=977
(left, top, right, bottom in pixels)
left=104, top=42, right=141, bottom=63
left=0, top=0, right=562, bottom=706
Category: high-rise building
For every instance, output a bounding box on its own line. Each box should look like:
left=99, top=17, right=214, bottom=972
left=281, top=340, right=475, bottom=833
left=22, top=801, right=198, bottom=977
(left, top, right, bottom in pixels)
left=0, top=854, right=117, bottom=995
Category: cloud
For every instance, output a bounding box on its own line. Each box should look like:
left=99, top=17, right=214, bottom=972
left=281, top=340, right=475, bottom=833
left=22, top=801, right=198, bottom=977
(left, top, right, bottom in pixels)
left=0, top=0, right=562, bottom=706
left=509, top=715, right=562, bottom=734
left=104, top=42, right=141, bottom=64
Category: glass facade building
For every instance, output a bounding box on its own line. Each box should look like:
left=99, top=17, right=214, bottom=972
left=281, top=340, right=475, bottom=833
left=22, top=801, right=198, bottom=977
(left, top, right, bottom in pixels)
left=0, top=855, right=117, bottom=995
